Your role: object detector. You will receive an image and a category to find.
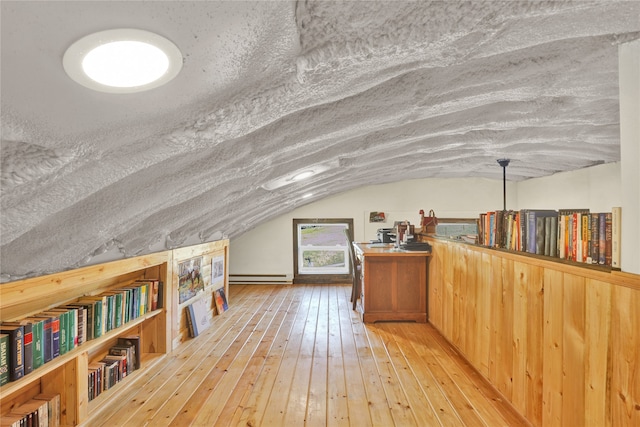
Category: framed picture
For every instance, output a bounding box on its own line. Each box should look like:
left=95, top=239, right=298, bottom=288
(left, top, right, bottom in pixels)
left=178, top=256, right=204, bottom=304
left=214, top=287, right=228, bottom=314
left=212, top=255, right=225, bottom=285
left=369, top=211, right=386, bottom=223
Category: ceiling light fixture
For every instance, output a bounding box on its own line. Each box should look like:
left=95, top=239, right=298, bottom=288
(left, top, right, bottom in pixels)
left=63, top=29, right=183, bottom=93
left=290, top=170, right=315, bottom=181
left=261, top=164, right=333, bottom=191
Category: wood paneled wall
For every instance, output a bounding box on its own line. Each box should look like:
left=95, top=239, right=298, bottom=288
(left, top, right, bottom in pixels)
left=425, top=238, right=640, bottom=427
left=171, top=240, right=229, bottom=350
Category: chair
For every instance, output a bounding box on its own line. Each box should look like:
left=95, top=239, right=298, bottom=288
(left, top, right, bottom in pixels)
left=343, top=229, right=361, bottom=310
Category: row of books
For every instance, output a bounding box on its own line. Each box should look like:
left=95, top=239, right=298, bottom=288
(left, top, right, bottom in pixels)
left=1, top=393, right=60, bottom=427
left=88, top=336, right=140, bottom=402
left=0, top=279, right=161, bottom=386
left=478, top=208, right=621, bottom=266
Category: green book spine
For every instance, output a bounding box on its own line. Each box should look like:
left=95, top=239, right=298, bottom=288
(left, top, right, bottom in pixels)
left=31, top=319, right=44, bottom=369
left=115, top=293, right=123, bottom=328
left=0, top=334, right=9, bottom=385
left=95, top=300, right=102, bottom=338
left=68, top=307, right=77, bottom=349
left=106, top=295, right=114, bottom=332
left=62, top=310, right=70, bottom=354
left=124, top=289, right=130, bottom=323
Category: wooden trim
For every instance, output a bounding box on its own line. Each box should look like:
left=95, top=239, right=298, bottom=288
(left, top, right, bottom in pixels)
left=292, top=218, right=354, bottom=284
left=422, top=236, right=635, bottom=286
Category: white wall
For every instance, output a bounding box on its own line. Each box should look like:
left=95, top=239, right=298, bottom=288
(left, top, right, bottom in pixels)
left=230, top=163, right=626, bottom=277
left=516, top=162, right=621, bottom=212
left=230, top=177, right=515, bottom=276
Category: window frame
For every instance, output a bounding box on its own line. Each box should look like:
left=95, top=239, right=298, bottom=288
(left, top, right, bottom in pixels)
left=292, top=218, right=354, bottom=284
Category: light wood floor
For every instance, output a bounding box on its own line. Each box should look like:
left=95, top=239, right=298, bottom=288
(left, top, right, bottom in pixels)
left=90, top=284, right=529, bottom=427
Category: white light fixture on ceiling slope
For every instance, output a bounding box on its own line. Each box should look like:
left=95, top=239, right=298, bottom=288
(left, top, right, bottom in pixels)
left=63, top=28, right=183, bottom=93
left=261, top=164, right=332, bottom=191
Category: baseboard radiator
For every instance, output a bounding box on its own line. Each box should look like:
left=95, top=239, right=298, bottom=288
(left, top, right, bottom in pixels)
left=229, top=273, right=293, bottom=285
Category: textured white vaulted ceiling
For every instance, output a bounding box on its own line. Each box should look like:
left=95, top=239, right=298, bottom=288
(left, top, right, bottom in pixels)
left=1, top=1, right=639, bottom=282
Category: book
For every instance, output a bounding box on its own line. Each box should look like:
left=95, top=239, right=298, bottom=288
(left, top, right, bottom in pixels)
left=22, top=322, right=34, bottom=375
left=557, top=209, right=590, bottom=261
left=548, top=216, right=558, bottom=257
left=0, top=333, right=9, bottom=385
left=64, top=304, right=86, bottom=346
left=109, top=344, right=135, bottom=376
left=41, top=314, right=61, bottom=359
left=2, top=321, right=33, bottom=375
left=0, top=324, right=25, bottom=381
left=117, top=335, right=141, bottom=370
left=598, top=212, right=607, bottom=265
left=135, top=279, right=159, bottom=313
left=102, top=291, right=124, bottom=330
left=33, top=393, right=61, bottom=427
left=22, top=318, right=45, bottom=370
left=66, top=302, right=94, bottom=342
left=605, top=212, right=612, bottom=266
left=49, top=307, right=77, bottom=352
left=37, top=312, right=62, bottom=357
left=26, top=316, right=53, bottom=363
left=9, top=399, right=48, bottom=427
left=76, top=296, right=106, bottom=338
left=519, top=209, right=528, bottom=251
left=214, top=288, right=228, bottom=315
left=581, top=213, right=590, bottom=263
left=186, top=298, right=211, bottom=337
left=526, top=210, right=557, bottom=254
left=589, top=213, right=599, bottom=264
left=64, top=306, right=78, bottom=349
left=151, top=280, right=160, bottom=311
left=88, top=362, right=105, bottom=401
left=100, top=358, right=120, bottom=390
left=102, top=354, right=127, bottom=381
left=611, top=207, right=621, bottom=268
left=39, top=310, right=65, bottom=355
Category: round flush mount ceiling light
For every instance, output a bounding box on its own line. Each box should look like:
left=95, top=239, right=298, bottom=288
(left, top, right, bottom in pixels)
left=63, top=29, right=182, bottom=93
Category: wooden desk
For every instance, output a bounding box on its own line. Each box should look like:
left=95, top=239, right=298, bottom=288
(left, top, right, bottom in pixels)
left=353, top=243, right=430, bottom=323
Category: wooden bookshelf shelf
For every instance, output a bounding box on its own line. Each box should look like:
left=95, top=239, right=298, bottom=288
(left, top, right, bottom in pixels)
left=86, top=351, right=165, bottom=413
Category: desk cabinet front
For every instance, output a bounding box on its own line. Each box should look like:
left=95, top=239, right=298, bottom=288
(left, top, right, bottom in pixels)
left=359, top=254, right=428, bottom=323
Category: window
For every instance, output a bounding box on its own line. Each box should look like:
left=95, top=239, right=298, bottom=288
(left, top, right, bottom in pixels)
left=293, top=218, right=354, bottom=284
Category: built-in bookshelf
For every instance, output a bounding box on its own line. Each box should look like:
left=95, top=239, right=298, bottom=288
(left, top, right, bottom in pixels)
left=477, top=207, right=621, bottom=269
left=0, top=239, right=229, bottom=427
left=0, top=253, right=170, bottom=426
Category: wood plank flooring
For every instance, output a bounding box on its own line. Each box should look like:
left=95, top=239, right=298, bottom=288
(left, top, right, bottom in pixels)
left=88, top=284, right=530, bottom=427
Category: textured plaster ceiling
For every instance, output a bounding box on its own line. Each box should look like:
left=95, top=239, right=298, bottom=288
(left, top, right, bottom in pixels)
left=1, top=1, right=639, bottom=282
